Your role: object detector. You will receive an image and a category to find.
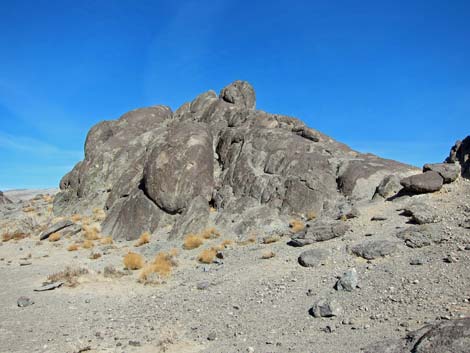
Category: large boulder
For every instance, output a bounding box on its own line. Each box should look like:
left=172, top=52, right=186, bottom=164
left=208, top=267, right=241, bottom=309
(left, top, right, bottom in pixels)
left=53, top=81, right=416, bottom=240
left=423, top=163, right=460, bottom=183
left=446, top=136, right=470, bottom=178
left=400, top=171, right=444, bottom=194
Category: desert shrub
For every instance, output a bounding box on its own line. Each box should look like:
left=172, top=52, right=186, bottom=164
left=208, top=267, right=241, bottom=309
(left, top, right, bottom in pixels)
left=262, top=235, right=280, bottom=244
left=48, top=232, right=61, bottom=242
left=89, top=252, right=102, bottom=260
left=306, top=211, right=316, bottom=221
left=92, top=208, right=106, bottom=222
left=134, top=232, right=150, bottom=247
left=123, top=252, right=144, bottom=270
left=200, top=227, right=220, bottom=239
left=83, top=225, right=100, bottom=240
left=2, top=231, right=28, bottom=242
left=103, top=265, right=125, bottom=278
left=183, top=234, right=204, bottom=250
left=22, top=206, right=35, bottom=213
left=289, top=219, right=305, bottom=233
left=82, top=240, right=94, bottom=249
left=197, top=248, right=217, bottom=264
left=138, top=251, right=178, bottom=284
left=100, top=236, right=113, bottom=245
left=237, top=234, right=257, bottom=246
left=220, top=239, right=234, bottom=247
left=261, top=251, right=276, bottom=259
left=47, top=266, right=88, bottom=287
left=67, top=243, right=80, bottom=251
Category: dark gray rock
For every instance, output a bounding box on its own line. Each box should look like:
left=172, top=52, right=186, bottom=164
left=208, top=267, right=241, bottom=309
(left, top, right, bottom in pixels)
left=400, top=171, right=444, bottom=194
left=351, top=240, right=399, bottom=260
left=0, top=191, right=12, bottom=204
left=446, top=136, right=470, bottom=178
left=309, top=299, right=341, bottom=318
left=298, top=248, right=330, bottom=267
left=34, top=281, right=64, bottom=291
left=374, top=174, right=403, bottom=199
left=39, top=220, right=73, bottom=240
left=219, top=80, right=256, bottom=110
left=401, top=203, right=439, bottom=224
left=17, top=296, right=34, bottom=307
left=363, top=318, right=470, bottom=353
left=423, top=163, right=460, bottom=183
left=335, top=268, right=358, bottom=291
left=290, top=222, right=349, bottom=247
left=396, top=224, right=445, bottom=248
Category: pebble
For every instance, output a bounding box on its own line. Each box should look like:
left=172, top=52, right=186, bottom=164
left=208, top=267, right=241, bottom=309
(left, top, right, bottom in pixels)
left=207, top=332, right=217, bottom=341
left=17, top=296, right=34, bottom=307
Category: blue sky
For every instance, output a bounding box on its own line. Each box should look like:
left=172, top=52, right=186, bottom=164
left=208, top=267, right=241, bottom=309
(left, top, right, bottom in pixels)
left=1, top=0, right=469, bottom=189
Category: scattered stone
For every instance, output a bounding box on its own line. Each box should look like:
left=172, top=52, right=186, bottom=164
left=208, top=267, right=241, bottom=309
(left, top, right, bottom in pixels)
left=371, top=216, right=388, bottom=221
left=290, top=222, right=349, bottom=247
left=310, top=299, right=342, bottom=318
left=34, top=281, right=64, bottom=292
left=262, top=234, right=281, bottom=244
left=401, top=203, right=439, bottom=224
left=400, top=171, right=444, bottom=194
left=207, top=332, right=217, bottom=341
left=196, top=281, right=210, bottom=290
left=128, top=340, right=141, bottom=347
left=298, top=248, right=330, bottom=267
left=410, top=259, right=424, bottom=265
left=335, top=268, right=358, bottom=291
left=396, top=225, right=444, bottom=248
left=19, top=261, right=32, bottom=266
left=423, top=163, right=460, bottom=183
left=39, top=220, right=73, bottom=240
left=351, top=240, right=399, bottom=260
left=17, top=296, right=34, bottom=307
left=444, top=254, right=459, bottom=263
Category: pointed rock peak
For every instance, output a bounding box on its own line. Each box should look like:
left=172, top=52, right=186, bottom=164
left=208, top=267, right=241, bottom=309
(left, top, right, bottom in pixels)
left=219, top=80, right=256, bottom=110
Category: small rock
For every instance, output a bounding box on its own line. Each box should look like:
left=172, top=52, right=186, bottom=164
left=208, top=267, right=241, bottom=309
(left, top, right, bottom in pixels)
left=17, top=296, right=34, bottom=307
left=298, top=248, right=330, bottom=267
left=207, top=332, right=217, bottom=341
left=34, top=281, right=64, bottom=292
left=444, top=254, right=459, bottom=263
left=351, top=240, right=399, bottom=260
left=335, top=268, right=359, bottom=291
left=197, top=281, right=210, bottom=290
left=410, top=259, right=424, bottom=265
left=310, top=299, right=342, bottom=318
left=371, top=216, right=388, bottom=221
left=128, top=340, right=141, bottom=347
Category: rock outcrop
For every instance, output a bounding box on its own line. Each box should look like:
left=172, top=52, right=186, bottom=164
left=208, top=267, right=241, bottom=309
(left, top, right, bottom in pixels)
left=446, top=136, right=470, bottom=178
left=0, top=191, right=12, bottom=204
left=53, top=81, right=415, bottom=240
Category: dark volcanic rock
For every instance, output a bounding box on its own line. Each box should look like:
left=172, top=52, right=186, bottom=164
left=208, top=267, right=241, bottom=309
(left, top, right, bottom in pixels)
left=298, top=248, right=330, bottom=267
left=400, top=171, right=444, bottom=194
left=290, top=222, right=349, bottom=247
left=374, top=174, right=403, bottom=199
left=396, top=224, right=445, bottom=248
left=53, top=81, right=415, bottom=240
left=0, top=191, right=12, bottom=204
left=351, top=240, right=399, bottom=260
left=446, top=136, right=470, bottom=178
left=423, top=163, right=460, bottom=183
left=39, top=220, right=73, bottom=240
left=363, top=318, right=470, bottom=353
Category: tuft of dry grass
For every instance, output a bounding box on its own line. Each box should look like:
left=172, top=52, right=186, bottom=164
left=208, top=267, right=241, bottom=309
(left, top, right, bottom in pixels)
left=71, top=214, right=82, bottom=222
left=100, top=236, right=113, bottom=245
left=261, top=251, right=276, bottom=259
left=197, top=248, right=217, bottom=264
left=22, top=206, right=35, bottom=213
left=47, top=266, right=88, bottom=287
left=92, top=208, right=106, bottom=222
left=134, top=232, right=150, bottom=247
left=262, top=234, right=281, bottom=244
left=200, top=227, right=221, bottom=239
left=2, top=231, right=28, bottom=242
left=289, top=219, right=305, bottom=233
left=42, top=194, right=54, bottom=203
left=83, top=225, right=100, bottom=240
left=183, top=234, right=204, bottom=250
left=103, top=265, right=125, bottom=278
left=48, top=232, right=61, bottom=242
left=67, top=243, right=80, bottom=251
left=221, top=239, right=234, bottom=247
left=82, top=240, right=94, bottom=249
left=138, top=250, right=179, bottom=284
left=237, top=234, right=257, bottom=246
left=89, top=252, right=102, bottom=260
left=209, top=206, right=217, bottom=213
left=306, top=211, right=317, bottom=221
left=123, top=252, right=144, bottom=270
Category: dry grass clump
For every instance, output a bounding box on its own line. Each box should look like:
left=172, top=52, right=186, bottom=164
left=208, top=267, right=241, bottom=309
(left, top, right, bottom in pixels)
left=48, top=232, right=61, bottom=242
left=22, top=206, right=35, bottom=213
left=83, top=225, right=100, bottom=240
left=200, top=227, right=221, bottom=239
left=134, top=232, right=150, bottom=247
left=67, top=243, right=80, bottom=251
left=89, top=252, right=102, bottom=260
left=100, top=236, right=113, bottom=245
left=306, top=211, right=317, bottom=221
left=82, top=240, right=94, bottom=249
left=289, top=219, right=305, bottom=233
left=71, top=214, right=82, bottom=222
left=123, top=252, right=144, bottom=270
left=103, top=265, right=125, bottom=278
left=138, top=250, right=179, bottom=284
left=2, top=231, right=28, bottom=242
left=221, top=239, right=234, bottom=247
left=92, top=207, right=106, bottom=222
left=261, top=251, right=276, bottom=259
left=183, top=234, right=204, bottom=250
left=42, top=194, right=54, bottom=203
left=262, top=234, right=281, bottom=244
left=197, top=247, right=218, bottom=264
left=47, top=266, right=88, bottom=287
left=237, top=234, right=257, bottom=246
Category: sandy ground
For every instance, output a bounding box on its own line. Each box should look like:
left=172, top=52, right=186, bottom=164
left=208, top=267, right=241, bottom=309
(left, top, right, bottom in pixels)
left=0, top=181, right=469, bottom=353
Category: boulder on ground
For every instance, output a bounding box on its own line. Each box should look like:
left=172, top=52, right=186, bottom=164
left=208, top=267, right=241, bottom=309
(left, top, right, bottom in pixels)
left=290, top=222, right=349, bottom=247
left=423, top=163, right=460, bottom=183
left=400, top=171, right=443, bottom=194
left=351, top=240, right=399, bottom=260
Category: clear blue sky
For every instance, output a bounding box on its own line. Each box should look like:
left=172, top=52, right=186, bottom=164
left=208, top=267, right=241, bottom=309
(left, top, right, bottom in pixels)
left=1, top=0, right=469, bottom=190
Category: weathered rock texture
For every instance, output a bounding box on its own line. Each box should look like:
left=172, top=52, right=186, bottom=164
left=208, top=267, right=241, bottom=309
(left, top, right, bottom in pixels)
left=0, top=191, right=12, bottom=204
left=53, top=81, right=415, bottom=240
left=446, top=135, right=470, bottom=178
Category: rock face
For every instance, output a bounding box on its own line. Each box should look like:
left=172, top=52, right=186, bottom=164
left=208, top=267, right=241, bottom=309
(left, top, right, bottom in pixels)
left=446, top=136, right=470, bottom=178
left=363, top=318, right=470, bottom=353
left=0, top=191, right=12, bottom=204
left=53, top=81, right=416, bottom=240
